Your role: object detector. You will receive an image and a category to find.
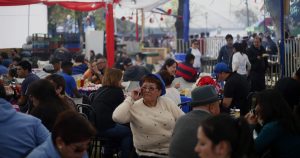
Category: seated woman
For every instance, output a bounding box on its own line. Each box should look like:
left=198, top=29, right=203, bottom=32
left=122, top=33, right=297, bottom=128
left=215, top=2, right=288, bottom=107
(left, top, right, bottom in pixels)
left=28, top=79, right=71, bottom=131
left=92, top=68, right=133, bottom=158
left=246, top=89, right=300, bottom=158
left=27, top=110, right=96, bottom=158
left=113, top=74, right=184, bottom=157
left=195, top=114, right=255, bottom=158
left=159, top=58, right=180, bottom=89
left=45, top=74, right=76, bottom=110
left=159, top=58, right=177, bottom=77
left=159, top=70, right=180, bottom=105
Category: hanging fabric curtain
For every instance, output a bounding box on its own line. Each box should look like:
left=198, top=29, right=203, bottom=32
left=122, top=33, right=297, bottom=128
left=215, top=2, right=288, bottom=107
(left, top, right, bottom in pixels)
left=44, top=0, right=120, bottom=12
left=0, top=0, right=120, bottom=11
left=44, top=2, right=106, bottom=11
left=106, top=3, right=115, bottom=67
left=0, top=0, right=40, bottom=6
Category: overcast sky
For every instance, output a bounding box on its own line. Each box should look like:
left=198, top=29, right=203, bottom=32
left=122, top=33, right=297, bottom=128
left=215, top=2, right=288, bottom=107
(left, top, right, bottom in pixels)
left=114, top=0, right=264, bottom=28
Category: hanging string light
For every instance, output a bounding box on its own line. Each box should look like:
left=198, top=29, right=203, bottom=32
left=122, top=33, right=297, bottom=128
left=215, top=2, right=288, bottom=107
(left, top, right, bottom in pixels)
left=160, top=16, right=164, bottom=21
left=167, top=9, right=172, bottom=15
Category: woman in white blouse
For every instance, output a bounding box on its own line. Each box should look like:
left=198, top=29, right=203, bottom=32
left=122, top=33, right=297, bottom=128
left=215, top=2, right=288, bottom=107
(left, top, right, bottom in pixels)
left=232, top=42, right=251, bottom=78
left=187, top=39, right=201, bottom=72
left=113, top=74, right=184, bottom=158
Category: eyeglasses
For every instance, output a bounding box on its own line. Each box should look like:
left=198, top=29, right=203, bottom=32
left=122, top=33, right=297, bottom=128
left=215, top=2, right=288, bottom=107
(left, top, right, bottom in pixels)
left=141, top=86, right=157, bottom=92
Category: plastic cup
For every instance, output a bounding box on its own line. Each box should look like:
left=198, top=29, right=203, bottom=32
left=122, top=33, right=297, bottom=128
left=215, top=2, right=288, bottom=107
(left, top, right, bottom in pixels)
left=80, top=79, right=85, bottom=87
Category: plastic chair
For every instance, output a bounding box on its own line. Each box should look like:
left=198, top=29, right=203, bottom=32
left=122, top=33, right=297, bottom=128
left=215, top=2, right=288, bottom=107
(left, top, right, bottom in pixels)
left=179, top=96, right=192, bottom=113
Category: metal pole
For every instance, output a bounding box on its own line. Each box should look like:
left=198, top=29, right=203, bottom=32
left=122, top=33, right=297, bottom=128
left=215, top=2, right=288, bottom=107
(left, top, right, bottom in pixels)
left=280, top=0, right=285, bottom=77
left=141, top=8, right=145, bottom=43
left=28, top=5, right=30, bottom=36
left=205, top=12, right=208, bottom=36
left=264, top=0, right=266, bottom=32
left=245, top=0, right=250, bottom=27
left=135, top=9, right=139, bottom=42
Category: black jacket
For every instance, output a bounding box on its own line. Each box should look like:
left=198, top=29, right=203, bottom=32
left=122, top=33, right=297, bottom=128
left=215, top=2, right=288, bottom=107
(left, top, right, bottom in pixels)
left=123, top=65, right=150, bottom=81
left=246, top=45, right=268, bottom=74
left=91, top=86, right=125, bottom=132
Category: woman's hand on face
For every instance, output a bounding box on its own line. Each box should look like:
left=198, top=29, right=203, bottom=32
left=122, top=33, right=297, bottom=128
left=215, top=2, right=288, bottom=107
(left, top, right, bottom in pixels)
left=131, top=89, right=142, bottom=101
left=245, top=112, right=258, bottom=125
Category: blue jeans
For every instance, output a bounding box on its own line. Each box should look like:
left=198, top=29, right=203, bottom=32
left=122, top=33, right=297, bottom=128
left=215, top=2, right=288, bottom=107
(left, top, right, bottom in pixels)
left=101, top=124, right=134, bottom=158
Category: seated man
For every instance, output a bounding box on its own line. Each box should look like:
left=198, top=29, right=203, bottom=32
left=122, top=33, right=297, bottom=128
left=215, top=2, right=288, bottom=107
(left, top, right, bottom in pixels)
left=176, top=53, right=198, bottom=82
left=123, top=58, right=150, bottom=82
left=135, top=52, right=154, bottom=72
left=16, top=60, right=40, bottom=112
left=83, top=55, right=107, bottom=84
left=49, top=57, right=61, bottom=73
left=0, top=85, right=49, bottom=157
left=169, top=85, right=220, bottom=158
left=214, top=62, right=250, bottom=115
left=59, top=61, right=81, bottom=98
left=72, top=54, right=88, bottom=75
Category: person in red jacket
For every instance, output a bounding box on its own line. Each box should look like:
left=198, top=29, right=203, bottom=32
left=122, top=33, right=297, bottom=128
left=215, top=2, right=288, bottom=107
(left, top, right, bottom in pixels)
left=176, top=53, right=198, bottom=82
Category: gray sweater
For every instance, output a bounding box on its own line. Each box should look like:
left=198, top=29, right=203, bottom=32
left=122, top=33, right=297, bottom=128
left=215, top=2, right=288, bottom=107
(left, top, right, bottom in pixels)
left=169, top=110, right=211, bottom=158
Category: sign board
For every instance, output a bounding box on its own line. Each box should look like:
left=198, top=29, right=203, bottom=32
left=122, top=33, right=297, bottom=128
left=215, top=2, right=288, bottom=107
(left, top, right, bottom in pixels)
left=85, top=30, right=104, bottom=57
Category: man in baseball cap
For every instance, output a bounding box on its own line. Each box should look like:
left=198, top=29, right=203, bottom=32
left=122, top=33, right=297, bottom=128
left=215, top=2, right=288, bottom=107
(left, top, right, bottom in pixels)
left=213, top=62, right=250, bottom=115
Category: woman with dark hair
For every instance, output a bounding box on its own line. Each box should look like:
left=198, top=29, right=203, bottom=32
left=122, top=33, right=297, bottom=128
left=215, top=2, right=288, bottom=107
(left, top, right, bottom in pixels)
left=231, top=42, right=251, bottom=78
left=246, top=89, right=300, bottom=158
left=92, top=68, right=133, bottom=158
left=28, top=79, right=70, bottom=131
left=45, top=74, right=76, bottom=110
left=160, top=58, right=177, bottom=76
left=113, top=74, right=184, bottom=157
left=195, top=114, right=255, bottom=158
left=27, top=110, right=96, bottom=158
left=159, top=58, right=180, bottom=89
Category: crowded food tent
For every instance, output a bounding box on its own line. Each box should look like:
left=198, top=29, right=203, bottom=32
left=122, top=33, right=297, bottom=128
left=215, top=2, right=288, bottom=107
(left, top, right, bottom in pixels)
left=1, top=0, right=300, bottom=158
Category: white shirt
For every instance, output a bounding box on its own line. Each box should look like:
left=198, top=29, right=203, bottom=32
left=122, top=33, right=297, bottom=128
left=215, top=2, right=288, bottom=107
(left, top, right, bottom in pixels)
left=232, top=52, right=251, bottom=75
left=191, top=48, right=201, bottom=68
left=165, top=87, right=181, bottom=105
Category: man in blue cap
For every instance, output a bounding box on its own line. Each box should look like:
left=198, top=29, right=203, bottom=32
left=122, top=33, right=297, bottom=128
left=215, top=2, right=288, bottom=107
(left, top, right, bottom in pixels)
left=214, top=62, right=250, bottom=115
